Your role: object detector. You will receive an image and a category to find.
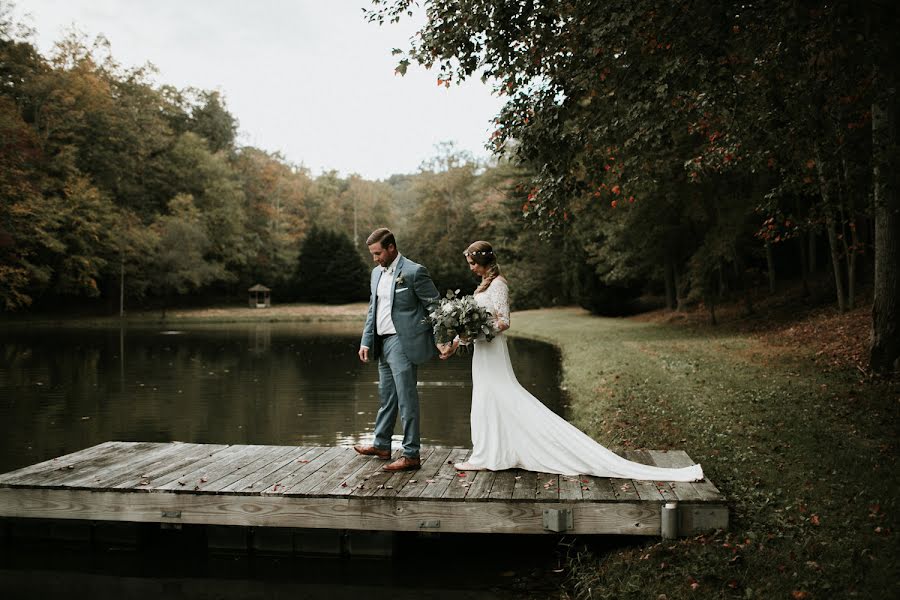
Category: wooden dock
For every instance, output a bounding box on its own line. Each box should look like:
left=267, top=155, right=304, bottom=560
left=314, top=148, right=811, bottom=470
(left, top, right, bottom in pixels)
left=0, top=442, right=727, bottom=537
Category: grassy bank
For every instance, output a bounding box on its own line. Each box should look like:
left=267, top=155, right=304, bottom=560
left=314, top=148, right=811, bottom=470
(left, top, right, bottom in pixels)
left=1, top=303, right=369, bottom=327
left=510, top=307, right=897, bottom=600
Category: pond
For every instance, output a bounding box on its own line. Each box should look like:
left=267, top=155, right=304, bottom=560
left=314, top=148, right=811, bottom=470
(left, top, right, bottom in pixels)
left=0, top=322, right=581, bottom=598
left=0, top=322, right=568, bottom=474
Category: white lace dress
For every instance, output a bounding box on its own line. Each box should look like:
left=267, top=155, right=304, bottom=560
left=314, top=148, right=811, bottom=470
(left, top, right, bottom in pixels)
left=465, top=278, right=703, bottom=481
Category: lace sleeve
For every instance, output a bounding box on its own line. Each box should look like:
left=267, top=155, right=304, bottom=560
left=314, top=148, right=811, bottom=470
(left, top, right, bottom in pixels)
left=491, top=279, right=510, bottom=329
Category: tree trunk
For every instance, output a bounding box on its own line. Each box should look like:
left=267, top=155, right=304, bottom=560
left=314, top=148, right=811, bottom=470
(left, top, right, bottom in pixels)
left=664, top=255, right=676, bottom=310
left=870, top=66, right=900, bottom=374
left=808, top=225, right=818, bottom=274
left=798, top=232, right=811, bottom=297
left=765, top=240, right=776, bottom=294
left=824, top=210, right=846, bottom=312
left=838, top=157, right=857, bottom=310
left=673, top=263, right=686, bottom=311
left=816, top=146, right=847, bottom=312
left=119, top=252, right=125, bottom=317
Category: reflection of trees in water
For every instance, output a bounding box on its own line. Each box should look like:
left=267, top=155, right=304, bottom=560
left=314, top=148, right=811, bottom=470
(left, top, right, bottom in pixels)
left=0, top=327, right=564, bottom=473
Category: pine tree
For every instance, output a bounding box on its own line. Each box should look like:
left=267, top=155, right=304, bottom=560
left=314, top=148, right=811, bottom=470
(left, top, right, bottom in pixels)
left=295, top=227, right=368, bottom=304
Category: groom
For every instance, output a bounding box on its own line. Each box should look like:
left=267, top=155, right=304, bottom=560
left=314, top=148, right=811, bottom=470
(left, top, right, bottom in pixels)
left=356, top=228, right=443, bottom=471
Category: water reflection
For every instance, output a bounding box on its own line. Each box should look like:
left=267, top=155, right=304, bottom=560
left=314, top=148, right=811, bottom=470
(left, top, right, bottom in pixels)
left=0, top=323, right=566, bottom=473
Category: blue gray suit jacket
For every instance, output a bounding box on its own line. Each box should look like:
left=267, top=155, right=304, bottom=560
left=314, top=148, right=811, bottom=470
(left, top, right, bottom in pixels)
left=361, top=256, right=440, bottom=365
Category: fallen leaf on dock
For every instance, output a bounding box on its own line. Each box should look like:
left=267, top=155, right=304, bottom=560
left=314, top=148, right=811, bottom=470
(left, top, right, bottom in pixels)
left=409, top=479, right=418, bottom=483
left=426, top=479, right=436, bottom=483
left=200, top=476, right=208, bottom=483
left=340, top=482, right=348, bottom=487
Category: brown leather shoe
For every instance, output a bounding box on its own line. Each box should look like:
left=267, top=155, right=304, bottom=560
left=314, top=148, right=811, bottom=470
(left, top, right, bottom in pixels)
left=382, top=456, right=421, bottom=471
left=353, top=445, right=391, bottom=460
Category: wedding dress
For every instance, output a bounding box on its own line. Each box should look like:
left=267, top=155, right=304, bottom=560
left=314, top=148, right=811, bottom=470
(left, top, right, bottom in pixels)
left=465, top=278, right=704, bottom=482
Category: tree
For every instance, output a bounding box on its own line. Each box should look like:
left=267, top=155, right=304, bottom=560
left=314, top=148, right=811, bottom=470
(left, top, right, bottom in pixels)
left=233, top=147, right=313, bottom=291
left=295, top=227, right=368, bottom=304
left=147, top=194, right=226, bottom=316
left=370, top=0, right=900, bottom=371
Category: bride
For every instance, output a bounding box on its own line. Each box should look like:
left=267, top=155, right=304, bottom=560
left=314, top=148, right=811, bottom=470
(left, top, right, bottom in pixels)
left=446, top=241, right=703, bottom=482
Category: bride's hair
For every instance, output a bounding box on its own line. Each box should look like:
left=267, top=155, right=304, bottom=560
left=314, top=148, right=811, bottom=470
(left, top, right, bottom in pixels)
left=464, top=240, right=502, bottom=294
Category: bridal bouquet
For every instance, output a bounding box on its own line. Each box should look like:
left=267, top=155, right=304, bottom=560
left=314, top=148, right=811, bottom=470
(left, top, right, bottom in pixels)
left=427, top=289, right=496, bottom=348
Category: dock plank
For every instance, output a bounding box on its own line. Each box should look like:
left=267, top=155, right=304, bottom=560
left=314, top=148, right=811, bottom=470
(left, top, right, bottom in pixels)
left=353, top=449, right=405, bottom=497
left=652, top=450, right=725, bottom=502
left=0, top=441, right=121, bottom=484
left=306, top=451, right=373, bottom=496
left=20, top=442, right=160, bottom=488
left=202, top=446, right=298, bottom=493
left=646, top=450, right=704, bottom=502
left=156, top=445, right=267, bottom=492
left=283, top=447, right=355, bottom=495
left=511, top=470, right=539, bottom=501
left=487, top=469, right=518, bottom=501
left=558, top=474, right=584, bottom=502
left=420, top=448, right=470, bottom=500
left=116, top=443, right=235, bottom=490
left=396, top=448, right=452, bottom=499
left=464, top=469, right=497, bottom=500
left=240, top=446, right=325, bottom=493
left=622, top=450, right=667, bottom=502
left=223, top=446, right=312, bottom=493
left=580, top=475, right=618, bottom=501
left=441, top=452, right=477, bottom=500
left=326, top=451, right=386, bottom=496
left=62, top=442, right=188, bottom=489
left=262, top=446, right=344, bottom=495
left=360, top=448, right=435, bottom=499
left=534, top=473, right=559, bottom=500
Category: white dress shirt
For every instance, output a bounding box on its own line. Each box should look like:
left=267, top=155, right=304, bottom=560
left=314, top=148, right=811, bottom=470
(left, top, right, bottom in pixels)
left=375, top=255, right=400, bottom=336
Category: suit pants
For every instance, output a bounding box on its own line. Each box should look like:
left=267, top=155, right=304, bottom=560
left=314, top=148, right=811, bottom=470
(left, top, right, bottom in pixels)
left=373, top=335, right=420, bottom=458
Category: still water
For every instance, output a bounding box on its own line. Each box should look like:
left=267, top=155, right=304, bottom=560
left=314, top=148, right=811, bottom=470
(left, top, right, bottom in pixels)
left=0, top=322, right=576, bottom=599
left=0, top=322, right=567, bottom=477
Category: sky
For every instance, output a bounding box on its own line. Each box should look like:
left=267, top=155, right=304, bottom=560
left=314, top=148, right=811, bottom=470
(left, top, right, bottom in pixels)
left=16, top=0, right=506, bottom=180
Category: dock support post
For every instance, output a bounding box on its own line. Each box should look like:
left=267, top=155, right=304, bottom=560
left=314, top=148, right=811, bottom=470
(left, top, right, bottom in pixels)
left=661, top=502, right=679, bottom=539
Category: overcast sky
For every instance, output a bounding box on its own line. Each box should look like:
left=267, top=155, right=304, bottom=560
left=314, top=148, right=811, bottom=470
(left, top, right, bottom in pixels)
left=17, top=0, right=505, bottom=180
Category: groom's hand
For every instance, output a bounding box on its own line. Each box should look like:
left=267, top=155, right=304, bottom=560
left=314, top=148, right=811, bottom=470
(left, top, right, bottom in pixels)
left=438, top=339, right=459, bottom=360
left=358, top=346, right=369, bottom=363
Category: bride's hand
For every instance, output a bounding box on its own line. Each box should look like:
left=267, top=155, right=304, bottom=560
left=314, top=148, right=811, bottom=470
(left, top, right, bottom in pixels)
left=438, top=339, right=459, bottom=360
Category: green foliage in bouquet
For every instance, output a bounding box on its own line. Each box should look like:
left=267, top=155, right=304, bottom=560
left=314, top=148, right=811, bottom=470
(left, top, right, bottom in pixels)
left=427, top=289, right=496, bottom=349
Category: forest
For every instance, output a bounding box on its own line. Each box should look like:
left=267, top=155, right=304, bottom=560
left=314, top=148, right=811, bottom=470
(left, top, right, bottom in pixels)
left=1, top=1, right=898, bottom=371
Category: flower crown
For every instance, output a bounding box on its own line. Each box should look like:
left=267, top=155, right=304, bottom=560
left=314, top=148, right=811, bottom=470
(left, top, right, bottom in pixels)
left=464, top=250, right=494, bottom=257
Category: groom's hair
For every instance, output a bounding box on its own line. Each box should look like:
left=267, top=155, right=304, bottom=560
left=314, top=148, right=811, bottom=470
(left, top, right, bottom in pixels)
left=366, top=228, right=396, bottom=249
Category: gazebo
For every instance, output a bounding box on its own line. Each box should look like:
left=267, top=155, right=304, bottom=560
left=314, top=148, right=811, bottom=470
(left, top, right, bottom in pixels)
left=248, top=284, right=271, bottom=308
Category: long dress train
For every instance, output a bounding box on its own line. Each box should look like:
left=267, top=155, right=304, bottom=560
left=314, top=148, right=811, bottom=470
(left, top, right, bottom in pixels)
left=465, top=278, right=703, bottom=482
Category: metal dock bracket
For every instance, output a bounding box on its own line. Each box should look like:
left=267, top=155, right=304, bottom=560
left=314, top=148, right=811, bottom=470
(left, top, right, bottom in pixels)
left=543, top=508, right=573, bottom=532
left=661, top=502, right=678, bottom=539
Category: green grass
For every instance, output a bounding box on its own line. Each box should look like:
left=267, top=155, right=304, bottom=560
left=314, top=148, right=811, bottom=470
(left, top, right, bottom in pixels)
left=509, top=307, right=898, bottom=600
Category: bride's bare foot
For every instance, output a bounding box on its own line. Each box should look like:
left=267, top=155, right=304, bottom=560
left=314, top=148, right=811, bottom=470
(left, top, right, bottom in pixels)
left=453, top=461, right=485, bottom=471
